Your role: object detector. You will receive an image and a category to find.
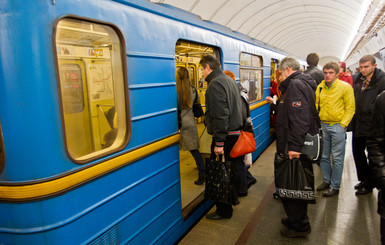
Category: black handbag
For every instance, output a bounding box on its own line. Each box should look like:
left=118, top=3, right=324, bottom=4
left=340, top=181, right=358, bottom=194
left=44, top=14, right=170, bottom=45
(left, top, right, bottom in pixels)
left=274, top=153, right=316, bottom=203
left=204, top=156, right=233, bottom=205
left=192, top=87, right=204, bottom=118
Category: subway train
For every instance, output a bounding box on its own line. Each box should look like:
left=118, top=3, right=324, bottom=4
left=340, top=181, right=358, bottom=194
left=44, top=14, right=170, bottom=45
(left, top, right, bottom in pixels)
left=0, top=1, right=302, bottom=244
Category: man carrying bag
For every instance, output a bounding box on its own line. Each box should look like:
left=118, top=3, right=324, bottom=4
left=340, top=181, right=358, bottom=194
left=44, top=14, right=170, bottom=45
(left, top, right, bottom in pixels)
left=200, top=55, right=243, bottom=220
left=274, top=57, right=319, bottom=238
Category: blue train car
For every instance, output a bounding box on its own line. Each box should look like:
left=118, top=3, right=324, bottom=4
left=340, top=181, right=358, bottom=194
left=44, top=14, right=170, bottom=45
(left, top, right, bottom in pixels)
left=0, top=0, right=289, bottom=244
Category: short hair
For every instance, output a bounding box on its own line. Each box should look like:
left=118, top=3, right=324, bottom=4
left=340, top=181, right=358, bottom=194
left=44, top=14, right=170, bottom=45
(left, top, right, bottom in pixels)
left=359, top=55, right=376, bottom=65
left=199, top=55, right=221, bottom=70
left=279, top=57, right=300, bottom=71
left=323, top=61, right=340, bottom=74
left=224, top=70, right=235, bottom=81
left=306, top=53, right=319, bottom=66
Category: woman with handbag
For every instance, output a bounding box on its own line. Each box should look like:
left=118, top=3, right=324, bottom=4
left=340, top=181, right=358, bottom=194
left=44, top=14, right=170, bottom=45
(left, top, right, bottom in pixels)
left=176, top=67, right=205, bottom=185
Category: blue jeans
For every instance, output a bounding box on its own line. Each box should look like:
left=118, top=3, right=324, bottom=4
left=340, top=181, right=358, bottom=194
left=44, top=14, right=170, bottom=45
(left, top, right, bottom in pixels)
left=320, top=122, right=346, bottom=190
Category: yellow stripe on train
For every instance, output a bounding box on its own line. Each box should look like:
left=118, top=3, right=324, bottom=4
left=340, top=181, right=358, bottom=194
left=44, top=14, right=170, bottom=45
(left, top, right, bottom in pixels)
left=0, top=134, right=180, bottom=202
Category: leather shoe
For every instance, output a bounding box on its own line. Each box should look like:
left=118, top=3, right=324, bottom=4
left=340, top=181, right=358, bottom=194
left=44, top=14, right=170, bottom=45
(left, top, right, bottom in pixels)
left=281, top=217, right=290, bottom=227
left=354, top=181, right=365, bottom=190
left=323, top=187, right=339, bottom=197
left=247, top=178, right=257, bottom=189
left=355, top=187, right=373, bottom=195
left=194, top=175, right=205, bottom=185
left=237, top=192, right=248, bottom=197
left=317, top=182, right=330, bottom=191
left=206, top=212, right=231, bottom=220
left=280, top=226, right=311, bottom=238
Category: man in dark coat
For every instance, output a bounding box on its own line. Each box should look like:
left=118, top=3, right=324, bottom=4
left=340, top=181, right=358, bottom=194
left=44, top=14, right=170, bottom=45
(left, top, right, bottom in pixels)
left=275, top=57, right=318, bottom=238
left=367, top=91, right=385, bottom=244
left=304, top=53, right=324, bottom=85
left=351, top=55, right=385, bottom=195
left=200, top=55, right=243, bottom=220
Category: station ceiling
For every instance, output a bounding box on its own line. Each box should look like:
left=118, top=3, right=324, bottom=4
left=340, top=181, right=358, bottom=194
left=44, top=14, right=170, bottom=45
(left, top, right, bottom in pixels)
left=150, top=0, right=385, bottom=64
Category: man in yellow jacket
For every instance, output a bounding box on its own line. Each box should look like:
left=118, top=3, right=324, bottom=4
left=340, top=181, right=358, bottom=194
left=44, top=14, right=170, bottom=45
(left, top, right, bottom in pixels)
left=315, top=61, right=355, bottom=197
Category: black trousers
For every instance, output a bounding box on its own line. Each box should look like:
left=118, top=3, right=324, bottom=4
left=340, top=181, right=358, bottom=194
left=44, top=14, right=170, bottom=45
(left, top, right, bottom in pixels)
left=352, top=136, right=371, bottom=186
left=281, top=199, right=310, bottom=232
left=210, top=134, right=244, bottom=218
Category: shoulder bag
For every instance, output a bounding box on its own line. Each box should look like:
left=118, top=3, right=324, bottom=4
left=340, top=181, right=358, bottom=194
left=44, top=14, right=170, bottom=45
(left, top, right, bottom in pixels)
left=230, top=130, right=256, bottom=158
left=192, top=86, right=204, bottom=118
left=285, top=83, right=322, bottom=162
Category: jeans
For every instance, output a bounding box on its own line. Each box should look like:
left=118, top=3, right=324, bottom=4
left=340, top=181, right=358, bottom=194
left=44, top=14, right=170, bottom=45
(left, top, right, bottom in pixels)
left=320, top=122, right=346, bottom=190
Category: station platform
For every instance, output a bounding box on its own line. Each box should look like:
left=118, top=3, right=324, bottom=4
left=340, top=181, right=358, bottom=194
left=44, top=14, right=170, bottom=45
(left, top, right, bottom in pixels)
left=178, top=132, right=381, bottom=245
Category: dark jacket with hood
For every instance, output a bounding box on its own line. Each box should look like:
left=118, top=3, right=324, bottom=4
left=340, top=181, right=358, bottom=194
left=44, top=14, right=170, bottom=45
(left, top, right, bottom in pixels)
left=205, top=69, right=243, bottom=147
left=304, top=65, right=324, bottom=85
left=276, top=71, right=318, bottom=153
left=351, top=67, right=385, bottom=137
left=367, top=91, right=385, bottom=217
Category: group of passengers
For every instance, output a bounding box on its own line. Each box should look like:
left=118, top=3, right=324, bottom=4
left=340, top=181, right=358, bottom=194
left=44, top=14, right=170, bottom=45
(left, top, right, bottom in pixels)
left=177, top=53, right=385, bottom=242
left=269, top=53, right=385, bottom=240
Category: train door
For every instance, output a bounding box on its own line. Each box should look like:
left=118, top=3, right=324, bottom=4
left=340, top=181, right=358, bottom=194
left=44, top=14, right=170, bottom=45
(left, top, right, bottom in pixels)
left=174, top=40, right=218, bottom=214
left=55, top=18, right=128, bottom=162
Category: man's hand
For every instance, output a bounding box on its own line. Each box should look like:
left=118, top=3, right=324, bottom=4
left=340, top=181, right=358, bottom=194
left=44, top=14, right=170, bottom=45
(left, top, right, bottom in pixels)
left=214, top=146, right=224, bottom=155
left=266, top=96, right=274, bottom=103
left=288, top=150, right=301, bottom=159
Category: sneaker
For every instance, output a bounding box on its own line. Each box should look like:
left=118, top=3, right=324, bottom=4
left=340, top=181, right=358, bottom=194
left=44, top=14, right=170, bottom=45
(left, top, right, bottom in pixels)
left=280, top=226, right=311, bottom=238
left=316, top=182, right=330, bottom=191
left=194, top=175, right=205, bottom=185
left=322, top=187, right=339, bottom=197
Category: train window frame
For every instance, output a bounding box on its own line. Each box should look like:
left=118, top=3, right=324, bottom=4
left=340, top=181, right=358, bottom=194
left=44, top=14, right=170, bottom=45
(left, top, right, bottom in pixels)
left=0, top=125, right=4, bottom=172
left=54, top=17, right=130, bottom=163
left=239, top=52, right=264, bottom=103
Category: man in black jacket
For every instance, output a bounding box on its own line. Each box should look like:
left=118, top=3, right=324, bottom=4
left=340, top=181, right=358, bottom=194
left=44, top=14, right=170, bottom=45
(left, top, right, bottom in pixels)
left=200, top=55, right=243, bottom=220
left=351, top=55, right=385, bottom=195
left=275, top=57, right=318, bottom=238
left=304, top=53, right=324, bottom=85
left=367, top=91, right=385, bottom=244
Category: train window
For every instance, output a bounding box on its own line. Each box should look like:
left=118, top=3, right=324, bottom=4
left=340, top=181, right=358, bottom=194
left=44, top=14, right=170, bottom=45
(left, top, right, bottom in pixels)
left=55, top=18, right=128, bottom=162
left=240, top=53, right=263, bottom=102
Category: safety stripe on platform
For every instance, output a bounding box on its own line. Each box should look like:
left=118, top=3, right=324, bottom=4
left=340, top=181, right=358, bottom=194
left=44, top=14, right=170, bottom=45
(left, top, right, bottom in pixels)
left=235, top=181, right=275, bottom=245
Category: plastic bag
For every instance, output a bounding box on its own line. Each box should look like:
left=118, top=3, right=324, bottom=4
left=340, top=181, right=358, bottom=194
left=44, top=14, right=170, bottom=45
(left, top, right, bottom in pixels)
left=274, top=153, right=316, bottom=203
